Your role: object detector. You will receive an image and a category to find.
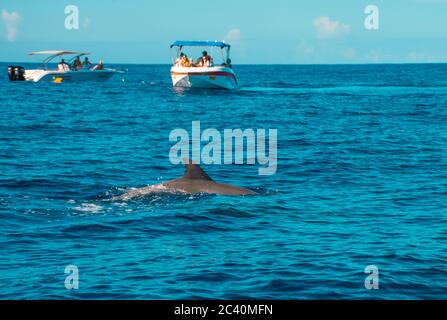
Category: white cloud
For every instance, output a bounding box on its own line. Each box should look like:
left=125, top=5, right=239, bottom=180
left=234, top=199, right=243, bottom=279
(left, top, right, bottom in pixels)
left=313, top=16, right=350, bottom=38
left=225, top=28, right=241, bottom=43
left=1, top=9, right=21, bottom=42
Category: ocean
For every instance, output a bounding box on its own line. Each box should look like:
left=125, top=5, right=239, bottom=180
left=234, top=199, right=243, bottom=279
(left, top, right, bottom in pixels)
left=0, top=63, right=446, bottom=299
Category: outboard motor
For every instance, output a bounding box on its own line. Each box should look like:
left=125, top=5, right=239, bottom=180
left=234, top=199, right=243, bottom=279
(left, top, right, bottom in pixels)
left=7, top=65, right=14, bottom=81
left=15, top=66, right=26, bottom=81
left=8, top=65, right=26, bottom=81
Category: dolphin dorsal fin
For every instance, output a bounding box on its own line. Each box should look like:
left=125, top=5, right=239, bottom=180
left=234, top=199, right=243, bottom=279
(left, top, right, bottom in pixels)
left=182, top=160, right=213, bottom=181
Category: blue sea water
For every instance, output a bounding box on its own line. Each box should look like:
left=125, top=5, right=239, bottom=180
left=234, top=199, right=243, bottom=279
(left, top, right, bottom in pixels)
left=0, top=63, right=447, bottom=299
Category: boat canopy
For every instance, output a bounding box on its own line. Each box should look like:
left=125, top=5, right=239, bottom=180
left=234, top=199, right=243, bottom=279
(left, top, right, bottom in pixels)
left=28, top=51, right=91, bottom=69
left=170, top=41, right=230, bottom=49
left=28, top=51, right=89, bottom=56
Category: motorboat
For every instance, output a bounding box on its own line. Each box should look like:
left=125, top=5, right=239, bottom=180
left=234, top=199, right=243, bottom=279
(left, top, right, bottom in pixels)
left=170, top=41, right=238, bottom=90
left=8, top=51, right=119, bottom=83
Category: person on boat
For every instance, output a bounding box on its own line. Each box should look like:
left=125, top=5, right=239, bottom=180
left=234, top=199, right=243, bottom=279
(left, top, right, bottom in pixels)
left=175, top=53, right=192, bottom=67
left=194, top=51, right=213, bottom=67
left=92, top=60, right=104, bottom=70
left=175, top=52, right=185, bottom=67
left=82, top=57, right=93, bottom=69
left=174, top=53, right=182, bottom=67
left=72, top=56, right=82, bottom=70
left=181, top=53, right=193, bottom=67
left=194, top=51, right=207, bottom=67
left=58, top=59, right=70, bottom=71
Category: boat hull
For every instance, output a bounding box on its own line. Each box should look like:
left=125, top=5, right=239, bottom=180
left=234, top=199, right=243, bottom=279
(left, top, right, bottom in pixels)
left=24, top=69, right=117, bottom=82
left=170, top=66, right=238, bottom=90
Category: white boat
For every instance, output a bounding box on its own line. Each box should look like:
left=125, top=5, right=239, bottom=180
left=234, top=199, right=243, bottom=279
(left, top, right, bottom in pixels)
left=8, top=51, right=119, bottom=83
left=170, top=41, right=238, bottom=90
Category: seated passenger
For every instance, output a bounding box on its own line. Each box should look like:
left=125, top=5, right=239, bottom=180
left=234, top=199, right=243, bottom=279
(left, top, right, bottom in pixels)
left=72, top=56, right=82, bottom=70
left=181, top=54, right=193, bottom=67
left=82, top=57, right=93, bottom=69
left=58, top=59, right=70, bottom=71
left=194, top=51, right=213, bottom=67
left=175, top=53, right=193, bottom=67
left=92, top=60, right=104, bottom=70
left=174, top=53, right=184, bottom=67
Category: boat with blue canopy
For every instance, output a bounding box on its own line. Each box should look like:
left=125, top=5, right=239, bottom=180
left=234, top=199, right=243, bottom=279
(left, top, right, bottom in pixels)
left=170, top=40, right=238, bottom=90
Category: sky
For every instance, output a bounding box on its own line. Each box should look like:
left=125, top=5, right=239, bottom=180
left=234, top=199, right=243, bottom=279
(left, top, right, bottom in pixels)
left=0, top=0, right=447, bottom=64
